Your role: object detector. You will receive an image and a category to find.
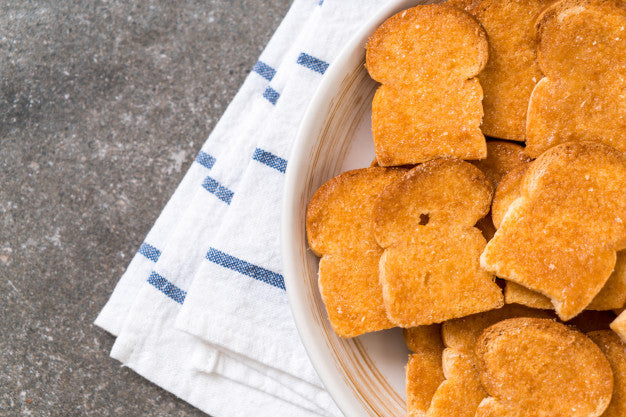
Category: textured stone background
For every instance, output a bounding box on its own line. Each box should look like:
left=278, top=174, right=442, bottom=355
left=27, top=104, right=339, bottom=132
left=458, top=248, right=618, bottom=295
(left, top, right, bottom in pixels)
left=0, top=0, right=291, bottom=415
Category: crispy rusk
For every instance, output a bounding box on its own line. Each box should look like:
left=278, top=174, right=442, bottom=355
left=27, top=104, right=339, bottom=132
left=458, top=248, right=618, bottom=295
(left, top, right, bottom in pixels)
left=463, top=0, right=552, bottom=140
left=588, top=330, right=626, bottom=417
left=366, top=5, right=488, bottom=166
left=405, top=325, right=445, bottom=417
left=471, top=141, right=531, bottom=189
left=374, top=159, right=502, bottom=327
left=427, top=305, right=552, bottom=417
left=425, top=349, right=486, bottom=417
left=526, top=0, right=626, bottom=157
left=481, top=142, right=626, bottom=320
left=475, top=318, right=614, bottom=417
left=306, top=167, right=406, bottom=337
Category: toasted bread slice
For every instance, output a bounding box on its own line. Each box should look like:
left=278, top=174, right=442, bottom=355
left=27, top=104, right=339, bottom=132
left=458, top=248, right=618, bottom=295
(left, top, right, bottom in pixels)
left=428, top=305, right=552, bottom=417
left=366, top=5, right=488, bottom=166
left=405, top=325, right=445, bottom=417
left=476, top=318, right=614, bottom=416
left=481, top=141, right=626, bottom=320
left=490, top=163, right=529, bottom=229
left=461, top=0, right=553, bottom=141
left=374, top=159, right=502, bottom=326
left=372, top=83, right=486, bottom=166
left=425, top=349, right=486, bottom=417
left=442, top=304, right=553, bottom=356
left=505, top=257, right=626, bottom=311
left=526, top=0, right=626, bottom=157
left=404, top=324, right=443, bottom=353
left=306, top=167, right=406, bottom=337
left=471, top=141, right=531, bottom=189
left=588, top=330, right=626, bottom=417
left=490, top=154, right=626, bottom=313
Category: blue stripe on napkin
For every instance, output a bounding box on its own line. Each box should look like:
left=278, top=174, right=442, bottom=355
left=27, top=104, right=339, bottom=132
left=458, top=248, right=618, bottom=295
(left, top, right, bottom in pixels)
left=252, top=148, right=287, bottom=173
left=138, top=242, right=161, bottom=262
left=206, top=248, right=285, bottom=290
left=296, top=52, right=329, bottom=74
left=262, top=86, right=280, bottom=105
left=202, top=176, right=234, bottom=204
left=147, top=271, right=187, bottom=304
left=195, top=151, right=216, bottom=170
left=252, top=61, right=277, bottom=81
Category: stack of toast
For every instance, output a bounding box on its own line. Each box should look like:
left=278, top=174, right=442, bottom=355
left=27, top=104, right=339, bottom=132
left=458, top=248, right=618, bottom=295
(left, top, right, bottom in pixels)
left=305, top=1, right=626, bottom=415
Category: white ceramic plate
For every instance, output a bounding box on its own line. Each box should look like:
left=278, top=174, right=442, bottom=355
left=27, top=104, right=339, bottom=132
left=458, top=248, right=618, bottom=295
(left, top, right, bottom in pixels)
left=281, top=1, right=440, bottom=416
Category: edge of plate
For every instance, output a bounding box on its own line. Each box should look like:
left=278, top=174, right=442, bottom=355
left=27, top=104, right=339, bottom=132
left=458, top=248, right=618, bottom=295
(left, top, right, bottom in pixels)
left=281, top=1, right=427, bottom=416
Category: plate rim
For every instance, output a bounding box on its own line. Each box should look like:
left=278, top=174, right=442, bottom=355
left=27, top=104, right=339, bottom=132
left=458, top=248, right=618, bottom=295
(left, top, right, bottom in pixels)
left=280, top=1, right=425, bottom=416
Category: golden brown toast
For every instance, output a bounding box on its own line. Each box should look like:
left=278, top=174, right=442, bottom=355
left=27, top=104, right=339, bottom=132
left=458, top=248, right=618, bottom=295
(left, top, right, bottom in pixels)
left=588, top=330, right=626, bottom=417
left=463, top=0, right=553, bottom=141
left=472, top=141, right=530, bottom=242
left=526, top=0, right=626, bottom=157
left=374, top=158, right=503, bottom=326
left=471, top=141, right=531, bottom=189
left=403, top=324, right=443, bottom=353
left=425, top=349, right=486, bottom=417
left=366, top=5, right=488, bottom=166
left=481, top=141, right=626, bottom=320
left=490, top=155, right=626, bottom=313
left=490, top=163, right=529, bottom=229
left=306, top=167, right=406, bottom=337
left=475, top=318, right=614, bottom=417
left=445, top=0, right=476, bottom=11
left=505, top=258, right=626, bottom=311
left=404, top=325, right=445, bottom=417
left=442, top=304, right=554, bottom=356
left=426, top=305, right=553, bottom=417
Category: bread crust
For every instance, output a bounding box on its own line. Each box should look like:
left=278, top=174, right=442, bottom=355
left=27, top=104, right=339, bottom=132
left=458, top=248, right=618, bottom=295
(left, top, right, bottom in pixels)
left=475, top=318, right=614, bottom=417
left=306, top=167, right=406, bottom=337
left=366, top=5, right=489, bottom=166
left=481, top=141, right=626, bottom=320
left=374, top=159, right=503, bottom=326
left=526, top=0, right=626, bottom=157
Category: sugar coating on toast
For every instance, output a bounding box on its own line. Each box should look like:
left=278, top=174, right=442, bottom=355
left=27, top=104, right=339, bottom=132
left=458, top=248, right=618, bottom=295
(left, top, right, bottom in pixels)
left=463, top=0, right=552, bottom=141
left=425, top=349, right=486, bottom=417
left=306, top=167, right=406, bottom=337
left=505, top=256, right=626, bottom=311
left=405, top=325, right=445, bottom=417
left=442, top=304, right=553, bottom=357
left=471, top=141, right=531, bottom=189
left=426, top=305, right=552, bottom=417
left=490, top=163, right=529, bottom=229
left=475, top=318, right=614, bottom=417
left=366, top=5, right=488, bottom=166
left=374, top=159, right=503, bottom=327
left=587, top=330, right=626, bottom=417
left=481, top=141, right=626, bottom=320
left=445, top=0, right=475, bottom=10
left=526, top=0, right=626, bottom=157
left=472, top=141, right=530, bottom=242
left=490, top=153, right=626, bottom=313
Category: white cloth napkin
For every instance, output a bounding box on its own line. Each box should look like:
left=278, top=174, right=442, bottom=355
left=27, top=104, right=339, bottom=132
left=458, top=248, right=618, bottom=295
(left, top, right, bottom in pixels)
left=96, top=1, right=391, bottom=416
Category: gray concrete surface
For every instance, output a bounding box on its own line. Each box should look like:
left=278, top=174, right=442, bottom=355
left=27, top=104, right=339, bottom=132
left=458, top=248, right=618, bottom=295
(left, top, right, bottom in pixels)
left=0, top=0, right=291, bottom=415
